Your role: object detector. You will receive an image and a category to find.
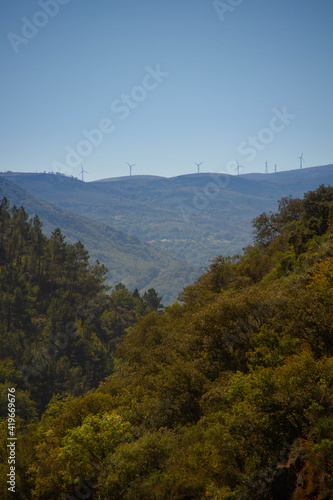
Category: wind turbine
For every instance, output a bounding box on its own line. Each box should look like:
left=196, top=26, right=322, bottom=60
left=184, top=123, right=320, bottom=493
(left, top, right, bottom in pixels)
left=274, top=164, right=277, bottom=173
left=80, top=165, right=88, bottom=182
left=265, top=161, right=268, bottom=174
left=235, top=161, right=244, bottom=176
left=194, top=161, right=203, bottom=174
left=127, top=162, right=135, bottom=176
left=298, top=153, right=305, bottom=170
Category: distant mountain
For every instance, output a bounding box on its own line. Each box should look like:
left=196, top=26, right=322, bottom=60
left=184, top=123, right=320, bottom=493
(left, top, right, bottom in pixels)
left=0, top=176, right=199, bottom=304
left=2, top=165, right=332, bottom=271
left=242, top=164, right=333, bottom=182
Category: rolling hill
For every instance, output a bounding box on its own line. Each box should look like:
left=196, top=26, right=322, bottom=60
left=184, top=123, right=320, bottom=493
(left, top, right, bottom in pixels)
left=0, top=176, right=199, bottom=304
left=1, top=165, right=332, bottom=270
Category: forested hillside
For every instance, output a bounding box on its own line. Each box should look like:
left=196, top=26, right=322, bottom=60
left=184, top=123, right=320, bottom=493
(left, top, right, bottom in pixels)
left=0, top=176, right=199, bottom=304
left=1, top=186, right=333, bottom=499
left=3, top=166, right=333, bottom=270
left=0, top=197, right=162, bottom=413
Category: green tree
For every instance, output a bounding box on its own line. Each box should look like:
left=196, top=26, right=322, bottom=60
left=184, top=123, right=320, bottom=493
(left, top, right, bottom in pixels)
left=143, top=288, right=163, bottom=311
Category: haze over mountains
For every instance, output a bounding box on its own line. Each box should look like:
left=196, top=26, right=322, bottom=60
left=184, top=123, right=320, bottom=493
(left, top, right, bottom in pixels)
left=1, top=164, right=332, bottom=303
left=0, top=176, right=198, bottom=304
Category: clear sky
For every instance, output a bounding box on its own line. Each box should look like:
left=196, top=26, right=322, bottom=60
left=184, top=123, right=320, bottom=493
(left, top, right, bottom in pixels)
left=1, top=0, right=333, bottom=181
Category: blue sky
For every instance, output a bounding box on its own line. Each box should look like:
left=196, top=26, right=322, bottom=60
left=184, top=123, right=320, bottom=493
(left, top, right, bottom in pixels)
left=1, top=0, right=332, bottom=181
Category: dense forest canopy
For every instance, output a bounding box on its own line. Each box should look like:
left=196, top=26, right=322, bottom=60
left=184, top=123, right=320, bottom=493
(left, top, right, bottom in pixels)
left=0, top=198, right=162, bottom=414
left=1, top=185, right=333, bottom=499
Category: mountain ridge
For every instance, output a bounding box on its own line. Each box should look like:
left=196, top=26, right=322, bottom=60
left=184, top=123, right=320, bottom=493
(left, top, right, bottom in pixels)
left=0, top=175, right=199, bottom=304
left=1, top=164, right=332, bottom=302
left=2, top=165, right=332, bottom=267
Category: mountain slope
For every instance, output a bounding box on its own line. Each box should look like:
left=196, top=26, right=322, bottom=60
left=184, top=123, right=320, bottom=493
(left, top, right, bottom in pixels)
left=2, top=165, right=332, bottom=269
left=5, top=184, right=333, bottom=499
left=0, top=176, right=199, bottom=304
